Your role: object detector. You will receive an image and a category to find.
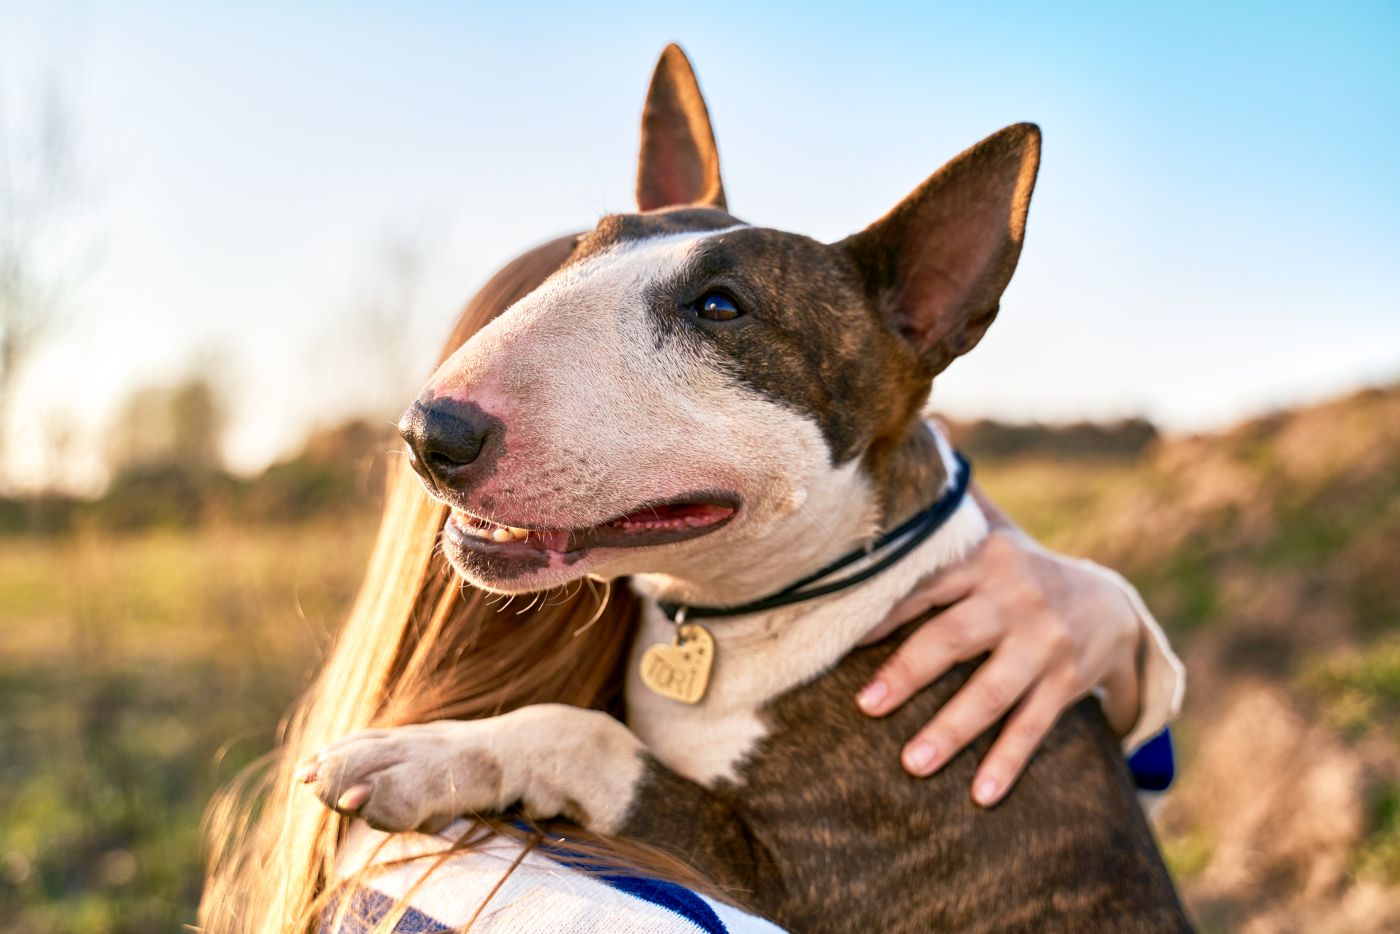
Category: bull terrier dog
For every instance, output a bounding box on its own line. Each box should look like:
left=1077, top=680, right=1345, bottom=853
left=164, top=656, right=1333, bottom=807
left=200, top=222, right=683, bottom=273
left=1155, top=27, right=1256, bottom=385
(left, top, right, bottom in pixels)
left=300, top=45, right=1190, bottom=932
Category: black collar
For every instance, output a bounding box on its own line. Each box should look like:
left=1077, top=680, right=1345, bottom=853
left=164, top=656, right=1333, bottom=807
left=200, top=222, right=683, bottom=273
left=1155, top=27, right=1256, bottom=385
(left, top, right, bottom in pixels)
left=659, top=452, right=973, bottom=624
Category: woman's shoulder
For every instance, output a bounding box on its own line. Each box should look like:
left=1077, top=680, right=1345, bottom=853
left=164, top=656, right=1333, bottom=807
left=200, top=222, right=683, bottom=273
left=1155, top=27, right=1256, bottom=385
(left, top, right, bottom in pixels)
left=325, top=819, right=786, bottom=934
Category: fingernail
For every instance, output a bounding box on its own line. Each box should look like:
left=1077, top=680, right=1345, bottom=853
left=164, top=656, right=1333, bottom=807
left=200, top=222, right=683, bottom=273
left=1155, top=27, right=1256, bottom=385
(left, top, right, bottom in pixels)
left=857, top=680, right=888, bottom=712
left=973, top=776, right=1001, bottom=807
left=904, top=741, right=936, bottom=774
left=337, top=783, right=371, bottom=811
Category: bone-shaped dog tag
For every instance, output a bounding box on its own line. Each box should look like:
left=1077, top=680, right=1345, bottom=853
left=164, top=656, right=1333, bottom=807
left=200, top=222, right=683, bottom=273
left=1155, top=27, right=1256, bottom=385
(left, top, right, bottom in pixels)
left=639, top=622, right=714, bottom=704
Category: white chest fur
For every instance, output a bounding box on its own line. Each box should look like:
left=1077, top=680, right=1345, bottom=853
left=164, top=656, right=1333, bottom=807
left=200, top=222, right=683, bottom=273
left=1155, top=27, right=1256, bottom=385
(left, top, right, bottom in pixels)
left=624, top=495, right=988, bottom=787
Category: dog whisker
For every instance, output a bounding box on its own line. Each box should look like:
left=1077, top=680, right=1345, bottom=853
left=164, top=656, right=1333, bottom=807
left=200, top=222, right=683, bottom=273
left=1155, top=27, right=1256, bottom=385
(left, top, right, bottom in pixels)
left=572, top=578, right=612, bottom=637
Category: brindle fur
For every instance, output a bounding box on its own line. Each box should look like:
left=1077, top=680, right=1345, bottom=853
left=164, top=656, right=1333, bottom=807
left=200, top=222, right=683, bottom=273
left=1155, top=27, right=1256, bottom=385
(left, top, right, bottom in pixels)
left=620, top=620, right=1190, bottom=932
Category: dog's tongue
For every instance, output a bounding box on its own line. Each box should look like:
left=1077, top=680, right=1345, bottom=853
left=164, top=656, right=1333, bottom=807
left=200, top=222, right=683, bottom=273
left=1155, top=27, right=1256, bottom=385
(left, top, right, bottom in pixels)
left=610, top=502, right=734, bottom=531
left=454, top=500, right=734, bottom=553
left=533, top=529, right=572, bottom=551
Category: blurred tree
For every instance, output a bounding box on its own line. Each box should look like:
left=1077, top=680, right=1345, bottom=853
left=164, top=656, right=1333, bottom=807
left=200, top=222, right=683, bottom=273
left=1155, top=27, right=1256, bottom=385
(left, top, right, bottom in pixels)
left=99, top=375, right=232, bottom=528
left=0, top=81, right=78, bottom=476
left=242, top=418, right=395, bottom=521
left=955, top=417, right=1160, bottom=463
left=105, top=377, right=228, bottom=479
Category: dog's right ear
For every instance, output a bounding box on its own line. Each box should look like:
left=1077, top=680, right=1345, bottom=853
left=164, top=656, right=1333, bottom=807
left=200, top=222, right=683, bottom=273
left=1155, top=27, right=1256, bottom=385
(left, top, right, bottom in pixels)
left=636, top=44, right=726, bottom=212
left=840, top=123, right=1041, bottom=378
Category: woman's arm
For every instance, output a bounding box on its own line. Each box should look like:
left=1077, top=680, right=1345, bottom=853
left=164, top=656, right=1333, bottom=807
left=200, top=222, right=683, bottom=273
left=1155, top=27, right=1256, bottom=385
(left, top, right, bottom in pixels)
left=856, top=483, right=1185, bottom=807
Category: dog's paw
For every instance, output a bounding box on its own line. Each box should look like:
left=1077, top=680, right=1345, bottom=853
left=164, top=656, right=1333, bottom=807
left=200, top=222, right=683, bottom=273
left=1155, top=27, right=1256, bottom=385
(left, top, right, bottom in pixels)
left=296, top=706, right=648, bottom=835
left=295, top=722, right=505, bottom=833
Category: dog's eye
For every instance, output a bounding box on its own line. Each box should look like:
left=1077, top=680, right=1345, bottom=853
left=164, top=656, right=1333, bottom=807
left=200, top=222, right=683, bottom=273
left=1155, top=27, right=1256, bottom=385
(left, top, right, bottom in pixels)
left=690, top=292, right=743, bottom=322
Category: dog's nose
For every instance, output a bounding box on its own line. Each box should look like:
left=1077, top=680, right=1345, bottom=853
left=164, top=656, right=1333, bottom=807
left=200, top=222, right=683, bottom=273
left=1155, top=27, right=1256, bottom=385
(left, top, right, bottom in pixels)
left=398, top=398, right=496, bottom=490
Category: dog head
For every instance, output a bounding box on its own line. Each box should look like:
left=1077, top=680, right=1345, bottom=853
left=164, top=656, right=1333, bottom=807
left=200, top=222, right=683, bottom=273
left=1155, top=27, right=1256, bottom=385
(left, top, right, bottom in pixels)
left=401, top=45, right=1039, bottom=597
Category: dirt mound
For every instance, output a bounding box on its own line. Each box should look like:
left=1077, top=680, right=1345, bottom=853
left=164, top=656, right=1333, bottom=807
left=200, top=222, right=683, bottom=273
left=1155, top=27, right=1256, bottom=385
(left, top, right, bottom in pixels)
left=974, top=383, right=1400, bottom=932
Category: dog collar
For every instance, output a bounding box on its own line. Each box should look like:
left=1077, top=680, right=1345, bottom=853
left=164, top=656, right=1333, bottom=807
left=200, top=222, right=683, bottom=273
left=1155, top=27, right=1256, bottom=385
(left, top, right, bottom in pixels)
left=659, top=451, right=973, bottom=624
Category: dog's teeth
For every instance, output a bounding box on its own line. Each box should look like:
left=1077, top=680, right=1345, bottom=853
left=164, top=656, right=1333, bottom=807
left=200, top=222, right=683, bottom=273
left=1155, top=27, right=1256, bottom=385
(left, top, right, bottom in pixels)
left=491, top=527, right=513, bottom=543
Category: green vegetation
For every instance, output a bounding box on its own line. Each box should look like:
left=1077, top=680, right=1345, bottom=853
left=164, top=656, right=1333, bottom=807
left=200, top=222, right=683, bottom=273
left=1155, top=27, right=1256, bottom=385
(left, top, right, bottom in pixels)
left=1162, top=831, right=1216, bottom=880
left=1302, top=641, right=1400, bottom=737
left=1135, top=545, right=1223, bottom=636
left=0, top=521, right=374, bottom=933
left=1356, top=783, right=1400, bottom=882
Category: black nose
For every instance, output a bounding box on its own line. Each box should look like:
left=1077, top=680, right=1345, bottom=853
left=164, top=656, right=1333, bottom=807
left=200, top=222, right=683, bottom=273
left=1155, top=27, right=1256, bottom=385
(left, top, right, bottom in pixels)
left=398, top=398, right=498, bottom=490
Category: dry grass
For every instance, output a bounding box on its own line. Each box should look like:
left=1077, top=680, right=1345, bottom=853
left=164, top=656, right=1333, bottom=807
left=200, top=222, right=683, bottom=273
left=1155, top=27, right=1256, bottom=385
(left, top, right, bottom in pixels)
left=0, top=517, right=375, bottom=933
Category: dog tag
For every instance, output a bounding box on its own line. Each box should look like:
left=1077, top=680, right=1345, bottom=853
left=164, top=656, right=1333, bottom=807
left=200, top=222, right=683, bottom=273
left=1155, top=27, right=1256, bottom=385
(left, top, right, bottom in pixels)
left=639, top=622, right=714, bottom=704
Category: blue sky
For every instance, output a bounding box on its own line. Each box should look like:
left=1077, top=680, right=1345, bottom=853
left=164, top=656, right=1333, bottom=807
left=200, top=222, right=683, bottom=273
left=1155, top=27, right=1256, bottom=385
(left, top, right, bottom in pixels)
left=3, top=1, right=1398, bottom=488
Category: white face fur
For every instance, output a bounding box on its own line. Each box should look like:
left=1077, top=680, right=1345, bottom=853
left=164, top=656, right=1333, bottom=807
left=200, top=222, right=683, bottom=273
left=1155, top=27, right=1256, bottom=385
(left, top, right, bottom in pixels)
left=419, top=228, right=882, bottom=601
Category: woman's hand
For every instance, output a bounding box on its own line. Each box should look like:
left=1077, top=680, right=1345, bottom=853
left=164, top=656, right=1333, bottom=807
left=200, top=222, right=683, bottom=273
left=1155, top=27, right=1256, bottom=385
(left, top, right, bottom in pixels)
left=855, top=488, right=1143, bottom=807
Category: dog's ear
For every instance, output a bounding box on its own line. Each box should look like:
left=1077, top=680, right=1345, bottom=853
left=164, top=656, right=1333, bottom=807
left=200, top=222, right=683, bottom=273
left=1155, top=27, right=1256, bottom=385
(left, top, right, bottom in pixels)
left=840, top=123, right=1040, bottom=376
left=636, top=44, right=726, bottom=212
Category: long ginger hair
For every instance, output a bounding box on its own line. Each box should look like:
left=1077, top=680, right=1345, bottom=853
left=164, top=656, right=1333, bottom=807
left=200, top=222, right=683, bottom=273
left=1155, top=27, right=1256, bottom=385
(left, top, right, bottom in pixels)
left=200, top=235, right=725, bottom=933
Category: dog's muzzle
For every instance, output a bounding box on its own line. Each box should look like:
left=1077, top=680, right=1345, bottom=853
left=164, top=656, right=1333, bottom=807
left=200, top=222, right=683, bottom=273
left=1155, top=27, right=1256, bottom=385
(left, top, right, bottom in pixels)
left=398, top=397, right=500, bottom=492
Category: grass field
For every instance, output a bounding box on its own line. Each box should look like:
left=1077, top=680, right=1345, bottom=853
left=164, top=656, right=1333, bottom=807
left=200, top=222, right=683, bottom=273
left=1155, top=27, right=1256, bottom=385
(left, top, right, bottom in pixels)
left=0, top=518, right=376, bottom=933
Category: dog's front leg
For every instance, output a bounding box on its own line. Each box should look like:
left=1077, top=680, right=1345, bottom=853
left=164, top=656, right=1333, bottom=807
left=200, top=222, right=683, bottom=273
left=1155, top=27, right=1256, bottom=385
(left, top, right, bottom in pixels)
left=302, top=705, right=773, bottom=896
left=619, top=763, right=778, bottom=897
left=299, top=704, right=646, bottom=833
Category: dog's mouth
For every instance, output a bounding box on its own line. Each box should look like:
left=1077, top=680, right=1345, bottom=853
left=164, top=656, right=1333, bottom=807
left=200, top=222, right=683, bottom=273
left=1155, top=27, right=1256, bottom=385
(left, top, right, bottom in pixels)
left=443, top=494, right=739, bottom=558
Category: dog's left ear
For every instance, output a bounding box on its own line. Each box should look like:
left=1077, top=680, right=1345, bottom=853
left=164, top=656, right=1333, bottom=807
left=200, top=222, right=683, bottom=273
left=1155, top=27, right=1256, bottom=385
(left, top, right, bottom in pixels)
left=636, top=44, right=726, bottom=212
left=840, top=123, right=1041, bottom=377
